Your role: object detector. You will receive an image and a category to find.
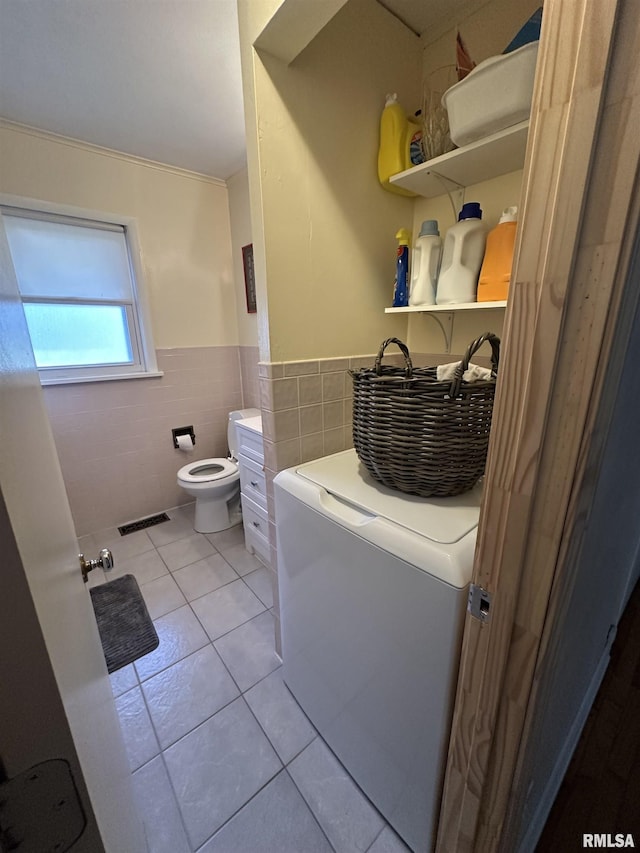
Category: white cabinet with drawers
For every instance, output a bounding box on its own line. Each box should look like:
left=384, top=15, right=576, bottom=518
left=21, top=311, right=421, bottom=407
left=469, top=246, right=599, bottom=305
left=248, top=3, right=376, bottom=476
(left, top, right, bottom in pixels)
left=235, top=416, right=270, bottom=565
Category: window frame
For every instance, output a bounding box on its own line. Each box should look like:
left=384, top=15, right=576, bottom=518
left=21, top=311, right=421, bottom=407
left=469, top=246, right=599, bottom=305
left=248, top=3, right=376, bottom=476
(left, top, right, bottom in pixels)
left=0, top=194, right=161, bottom=385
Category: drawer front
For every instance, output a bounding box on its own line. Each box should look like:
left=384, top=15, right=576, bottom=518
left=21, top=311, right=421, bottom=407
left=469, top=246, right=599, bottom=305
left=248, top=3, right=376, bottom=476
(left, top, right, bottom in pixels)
left=239, top=455, right=267, bottom=508
left=236, top=425, right=264, bottom=465
left=241, top=495, right=270, bottom=563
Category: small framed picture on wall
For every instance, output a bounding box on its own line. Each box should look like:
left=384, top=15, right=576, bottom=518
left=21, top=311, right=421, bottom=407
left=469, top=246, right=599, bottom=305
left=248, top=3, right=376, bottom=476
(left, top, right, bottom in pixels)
left=242, top=243, right=256, bottom=313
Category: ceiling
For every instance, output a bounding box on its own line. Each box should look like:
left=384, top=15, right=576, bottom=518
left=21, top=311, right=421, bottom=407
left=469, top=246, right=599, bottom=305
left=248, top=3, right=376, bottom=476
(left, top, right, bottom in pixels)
left=378, top=0, right=479, bottom=38
left=0, top=0, right=247, bottom=180
left=0, top=0, right=476, bottom=182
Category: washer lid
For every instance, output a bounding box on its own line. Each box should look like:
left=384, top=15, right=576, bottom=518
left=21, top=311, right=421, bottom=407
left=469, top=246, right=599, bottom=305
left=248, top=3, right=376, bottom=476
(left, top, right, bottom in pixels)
left=295, top=449, right=482, bottom=544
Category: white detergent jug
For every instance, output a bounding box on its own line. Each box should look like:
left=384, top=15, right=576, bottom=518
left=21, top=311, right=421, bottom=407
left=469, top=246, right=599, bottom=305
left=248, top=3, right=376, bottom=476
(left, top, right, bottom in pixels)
left=409, top=220, right=441, bottom=306
left=436, top=202, right=487, bottom=304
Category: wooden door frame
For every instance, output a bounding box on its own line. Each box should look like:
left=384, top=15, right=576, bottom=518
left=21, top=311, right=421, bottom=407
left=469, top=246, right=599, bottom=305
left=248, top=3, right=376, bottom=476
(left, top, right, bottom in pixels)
left=436, top=0, right=640, bottom=849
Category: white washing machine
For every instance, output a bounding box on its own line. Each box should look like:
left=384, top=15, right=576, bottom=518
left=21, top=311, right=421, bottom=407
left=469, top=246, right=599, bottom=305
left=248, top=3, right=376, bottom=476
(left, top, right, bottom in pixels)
left=275, top=449, right=482, bottom=853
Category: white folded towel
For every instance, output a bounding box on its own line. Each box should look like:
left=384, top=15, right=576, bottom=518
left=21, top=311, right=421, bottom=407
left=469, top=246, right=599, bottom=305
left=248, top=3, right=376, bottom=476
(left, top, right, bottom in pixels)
left=436, top=362, right=493, bottom=382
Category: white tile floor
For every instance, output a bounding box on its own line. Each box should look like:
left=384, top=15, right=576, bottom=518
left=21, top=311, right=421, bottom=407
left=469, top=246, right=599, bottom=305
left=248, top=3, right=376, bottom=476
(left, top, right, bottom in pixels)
left=83, top=504, right=411, bottom=853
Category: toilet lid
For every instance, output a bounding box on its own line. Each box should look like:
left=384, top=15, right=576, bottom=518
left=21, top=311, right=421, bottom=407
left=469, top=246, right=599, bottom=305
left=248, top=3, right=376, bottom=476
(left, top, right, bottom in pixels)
left=177, top=457, right=238, bottom=483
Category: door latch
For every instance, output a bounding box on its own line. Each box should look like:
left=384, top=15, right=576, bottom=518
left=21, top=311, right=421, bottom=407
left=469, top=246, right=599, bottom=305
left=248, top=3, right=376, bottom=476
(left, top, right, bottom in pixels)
left=468, top=584, right=492, bottom=623
left=79, top=549, right=114, bottom=583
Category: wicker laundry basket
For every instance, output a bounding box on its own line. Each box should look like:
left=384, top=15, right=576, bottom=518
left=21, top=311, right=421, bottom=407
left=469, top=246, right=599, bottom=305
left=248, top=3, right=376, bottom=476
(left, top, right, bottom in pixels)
left=350, top=333, right=500, bottom=497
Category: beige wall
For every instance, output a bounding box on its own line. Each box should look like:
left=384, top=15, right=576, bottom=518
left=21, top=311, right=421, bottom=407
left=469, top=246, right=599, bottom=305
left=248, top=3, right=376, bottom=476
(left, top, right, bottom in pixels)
left=239, top=0, right=422, bottom=362
left=240, top=0, right=538, bottom=365
left=228, top=165, right=259, bottom=348
left=0, top=122, right=261, bottom=534
left=407, top=169, right=525, bottom=354
left=237, top=0, right=275, bottom=361
left=237, top=0, right=541, bottom=599
left=227, top=165, right=261, bottom=405
left=421, top=0, right=541, bottom=77
left=406, top=0, right=540, bottom=356
left=237, top=0, right=540, bottom=366
left=0, top=122, right=238, bottom=348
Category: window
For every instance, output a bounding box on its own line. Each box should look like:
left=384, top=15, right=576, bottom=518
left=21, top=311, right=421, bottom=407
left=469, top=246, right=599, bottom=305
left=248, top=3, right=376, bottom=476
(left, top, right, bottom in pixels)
left=2, top=203, right=160, bottom=384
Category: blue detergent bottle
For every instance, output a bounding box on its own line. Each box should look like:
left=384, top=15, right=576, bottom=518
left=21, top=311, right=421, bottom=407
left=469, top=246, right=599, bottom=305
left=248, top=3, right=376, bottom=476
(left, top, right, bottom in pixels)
left=392, top=228, right=411, bottom=307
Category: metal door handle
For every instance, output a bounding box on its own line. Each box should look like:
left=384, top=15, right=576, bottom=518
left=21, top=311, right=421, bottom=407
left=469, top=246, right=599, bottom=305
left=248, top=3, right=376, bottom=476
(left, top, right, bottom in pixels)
left=79, top=548, right=114, bottom=583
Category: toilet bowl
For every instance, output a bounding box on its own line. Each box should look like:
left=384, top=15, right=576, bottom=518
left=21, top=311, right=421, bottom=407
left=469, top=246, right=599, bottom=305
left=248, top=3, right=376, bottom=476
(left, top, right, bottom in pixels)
left=177, top=408, right=260, bottom=534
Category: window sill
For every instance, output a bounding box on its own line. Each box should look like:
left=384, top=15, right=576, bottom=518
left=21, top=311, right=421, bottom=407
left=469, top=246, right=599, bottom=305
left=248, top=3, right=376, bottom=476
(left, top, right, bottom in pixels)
left=40, top=370, right=165, bottom=386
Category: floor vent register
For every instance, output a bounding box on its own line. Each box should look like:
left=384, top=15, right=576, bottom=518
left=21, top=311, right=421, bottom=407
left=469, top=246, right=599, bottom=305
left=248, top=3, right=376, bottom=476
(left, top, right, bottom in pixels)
left=118, top=512, right=170, bottom=536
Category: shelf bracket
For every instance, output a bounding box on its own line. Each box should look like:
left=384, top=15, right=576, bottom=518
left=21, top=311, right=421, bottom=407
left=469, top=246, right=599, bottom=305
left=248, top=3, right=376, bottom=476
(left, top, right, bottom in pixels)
left=428, top=171, right=465, bottom=221
left=424, top=312, right=454, bottom=353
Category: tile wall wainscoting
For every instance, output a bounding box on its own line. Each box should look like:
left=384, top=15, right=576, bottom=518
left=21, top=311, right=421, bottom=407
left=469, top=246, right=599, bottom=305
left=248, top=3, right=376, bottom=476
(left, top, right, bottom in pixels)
left=238, top=345, right=260, bottom=410
left=257, top=350, right=493, bottom=653
left=43, top=346, right=260, bottom=537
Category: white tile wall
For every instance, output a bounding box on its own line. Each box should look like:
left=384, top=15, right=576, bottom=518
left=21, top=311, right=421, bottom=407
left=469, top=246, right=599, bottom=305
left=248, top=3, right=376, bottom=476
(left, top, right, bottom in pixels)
left=43, top=346, right=249, bottom=535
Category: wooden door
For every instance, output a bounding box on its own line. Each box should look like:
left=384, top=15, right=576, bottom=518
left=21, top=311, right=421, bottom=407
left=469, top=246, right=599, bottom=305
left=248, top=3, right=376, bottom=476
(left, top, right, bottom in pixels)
left=436, top=0, right=640, bottom=849
left=0, top=214, right=147, bottom=851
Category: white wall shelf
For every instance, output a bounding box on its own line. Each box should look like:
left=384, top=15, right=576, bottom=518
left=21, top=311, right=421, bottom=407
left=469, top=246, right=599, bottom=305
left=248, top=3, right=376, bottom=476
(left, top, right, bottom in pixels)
left=386, top=123, right=521, bottom=349
left=389, top=121, right=529, bottom=198
left=385, top=301, right=507, bottom=314
left=386, top=301, right=507, bottom=352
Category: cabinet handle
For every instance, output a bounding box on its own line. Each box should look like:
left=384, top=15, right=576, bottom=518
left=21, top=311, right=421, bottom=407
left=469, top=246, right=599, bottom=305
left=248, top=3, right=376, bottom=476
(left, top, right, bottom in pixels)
left=250, top=480, right=259, bottom=488
left=252, top=520, right=261, bottom=528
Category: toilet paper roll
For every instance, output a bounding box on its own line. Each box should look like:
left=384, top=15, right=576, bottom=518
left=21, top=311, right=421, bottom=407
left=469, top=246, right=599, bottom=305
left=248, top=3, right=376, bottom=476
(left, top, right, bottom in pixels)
left=176, top=434, right=194, bottom=452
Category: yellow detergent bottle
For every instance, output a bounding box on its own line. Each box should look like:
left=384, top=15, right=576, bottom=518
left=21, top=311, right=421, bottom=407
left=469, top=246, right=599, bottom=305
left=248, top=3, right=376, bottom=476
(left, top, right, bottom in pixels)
left=378, top=94, right=422, bottom=197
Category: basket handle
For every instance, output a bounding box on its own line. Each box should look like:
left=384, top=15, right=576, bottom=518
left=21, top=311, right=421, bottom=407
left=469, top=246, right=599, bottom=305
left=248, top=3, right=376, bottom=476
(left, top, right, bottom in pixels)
left=451, top=332, right=501, bottom=397
left=375, top=338, right=413, bottom=377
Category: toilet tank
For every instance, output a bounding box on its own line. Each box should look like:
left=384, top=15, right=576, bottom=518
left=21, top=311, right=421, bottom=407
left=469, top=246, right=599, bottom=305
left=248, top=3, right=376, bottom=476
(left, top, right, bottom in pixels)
left=228, top=408, right=261, bottom=459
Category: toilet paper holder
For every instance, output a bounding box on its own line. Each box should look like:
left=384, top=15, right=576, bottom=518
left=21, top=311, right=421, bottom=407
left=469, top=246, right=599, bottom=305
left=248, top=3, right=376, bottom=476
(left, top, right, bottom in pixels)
left=172, top=425, right=196, bottom=449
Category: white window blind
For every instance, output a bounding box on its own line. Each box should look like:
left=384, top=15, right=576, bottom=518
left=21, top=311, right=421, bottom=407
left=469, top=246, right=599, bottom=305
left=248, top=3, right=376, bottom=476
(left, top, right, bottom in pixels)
left=2, top=205, right=159, bottom=384
left=3, top=211, right=134, bottom=300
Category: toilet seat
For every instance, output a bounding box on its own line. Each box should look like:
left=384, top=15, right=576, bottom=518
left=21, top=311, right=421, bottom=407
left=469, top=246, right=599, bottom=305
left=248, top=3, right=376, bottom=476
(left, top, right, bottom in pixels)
left=177, top=457, right=238, bottom=484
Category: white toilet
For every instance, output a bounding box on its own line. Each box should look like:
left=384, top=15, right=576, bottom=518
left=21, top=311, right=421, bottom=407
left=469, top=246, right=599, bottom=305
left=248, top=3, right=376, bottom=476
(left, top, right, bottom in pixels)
left=177, top=408, right=260, bottom=534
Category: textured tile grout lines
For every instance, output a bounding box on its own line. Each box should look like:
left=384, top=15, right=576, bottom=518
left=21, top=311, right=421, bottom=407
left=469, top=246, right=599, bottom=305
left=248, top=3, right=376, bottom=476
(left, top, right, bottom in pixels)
left=115, top=506, right=288, bottom=849
left=158, top=741, right=193, bottom=851
left=128, top=515, right=282, bottom=850
left=191, top=766, right=336, bottom=853
left=103, top=504, right=408, bottom=853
